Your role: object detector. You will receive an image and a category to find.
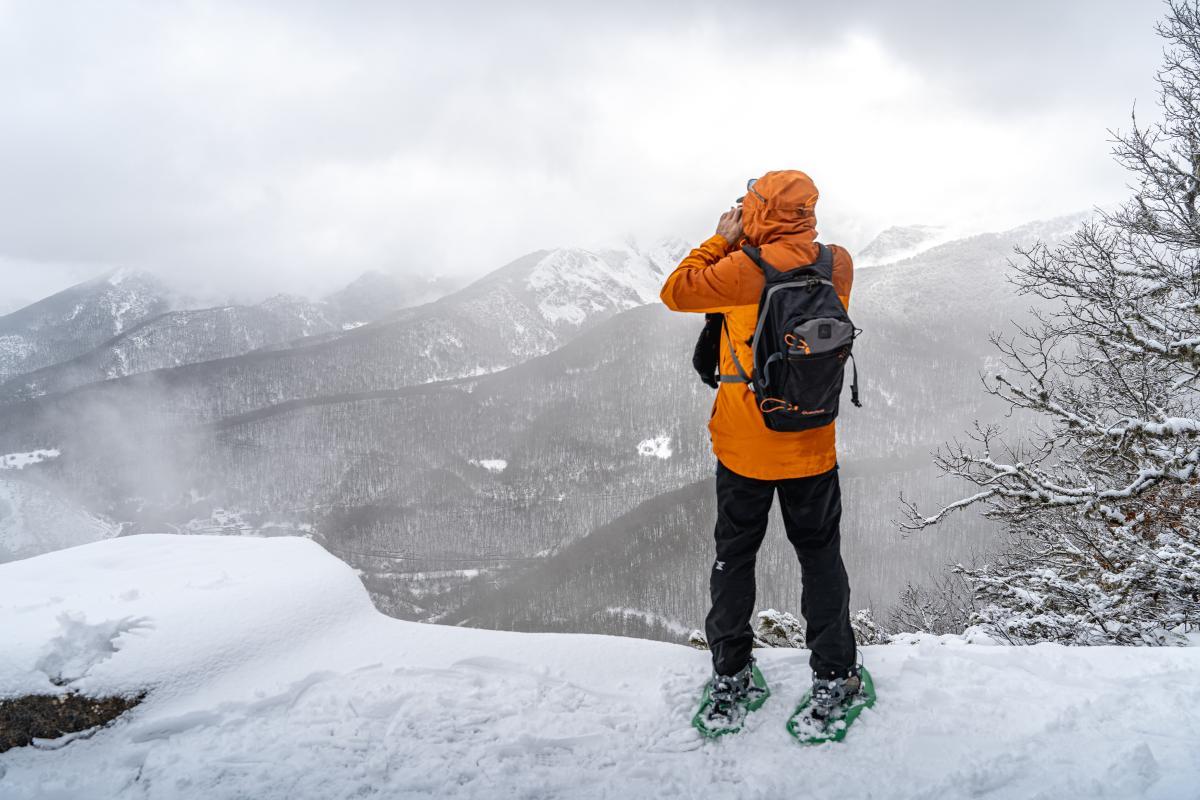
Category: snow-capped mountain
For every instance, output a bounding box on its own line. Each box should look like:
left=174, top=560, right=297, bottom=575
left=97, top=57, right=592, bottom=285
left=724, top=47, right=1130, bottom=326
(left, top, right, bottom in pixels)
left=0, top=296, right=343, bottom=403
left=519, top=239, right=687, bottom=326
left=1, top=535, right=1195, bottom=799
left=852, top=215, right=1088, bottom=319
left=432, top=237, right=688, bottom=337
left=0, top=271, right=467, bottom=405
left=856, top=224, right=955, bottom=267
left=0, top=269, right=171, bottom=383
left=0, top=239, right=689, bottom=424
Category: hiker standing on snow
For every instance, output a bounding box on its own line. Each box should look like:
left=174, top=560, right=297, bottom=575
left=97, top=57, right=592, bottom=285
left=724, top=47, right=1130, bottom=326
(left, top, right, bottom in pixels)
left=660, top=170, right=867, bottom=737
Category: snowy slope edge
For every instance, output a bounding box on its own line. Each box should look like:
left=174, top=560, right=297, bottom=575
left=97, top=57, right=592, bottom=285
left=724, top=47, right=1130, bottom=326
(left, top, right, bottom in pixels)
left=1, top=535, right=1198, bottom=800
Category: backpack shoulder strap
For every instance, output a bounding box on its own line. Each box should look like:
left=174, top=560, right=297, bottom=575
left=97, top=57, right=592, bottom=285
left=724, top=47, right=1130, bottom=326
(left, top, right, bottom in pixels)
left=740, top=244, right=788, bottom=282
left=809, top=244, right=833, bottom=280
left=742, top=243, right=833, bottom=281
left=720, top=316, right=754, bottom=388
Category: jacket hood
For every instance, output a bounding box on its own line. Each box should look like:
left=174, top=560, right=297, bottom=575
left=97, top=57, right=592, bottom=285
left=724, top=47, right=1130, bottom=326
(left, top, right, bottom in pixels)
left=742, top=169, right=820, bottom=264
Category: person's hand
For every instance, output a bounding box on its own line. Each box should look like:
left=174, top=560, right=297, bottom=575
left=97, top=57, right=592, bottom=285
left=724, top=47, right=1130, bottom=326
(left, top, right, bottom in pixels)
left=715, top=206, right=743, bottom=246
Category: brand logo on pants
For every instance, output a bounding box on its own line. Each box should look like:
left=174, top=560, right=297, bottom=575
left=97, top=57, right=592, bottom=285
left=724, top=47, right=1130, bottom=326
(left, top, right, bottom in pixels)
left=715, top=560, right=725, bottom=571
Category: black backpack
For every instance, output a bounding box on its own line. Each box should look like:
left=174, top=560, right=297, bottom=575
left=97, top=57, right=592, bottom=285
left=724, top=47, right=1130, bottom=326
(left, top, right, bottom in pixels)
left=720, top=243, right=861, bottom=432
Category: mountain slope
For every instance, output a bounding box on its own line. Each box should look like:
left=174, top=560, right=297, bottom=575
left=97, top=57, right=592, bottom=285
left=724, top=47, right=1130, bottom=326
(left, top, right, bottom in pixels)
left=0, top=475, right=119, bottom=562
left=1, top=535, right=1195, bottom=800
left=0, top=270, right=469, bottom=405
left=0, top=270, right=170, bottom=382
left=856, top=224, right=952, bottom=267
left=439, top=450, right=963, bottom=641
left=0, top=240, right=686, bottom=422
left=851, top=216, right=1086, bottom=319
left=0, top=295, right=343, bottom=403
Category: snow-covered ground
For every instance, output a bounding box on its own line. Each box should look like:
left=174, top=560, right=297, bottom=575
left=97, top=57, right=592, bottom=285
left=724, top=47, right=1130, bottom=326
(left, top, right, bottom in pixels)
left=1, top=535, right=1198, bottom=800
left=0, top=450, right=60, bottom=471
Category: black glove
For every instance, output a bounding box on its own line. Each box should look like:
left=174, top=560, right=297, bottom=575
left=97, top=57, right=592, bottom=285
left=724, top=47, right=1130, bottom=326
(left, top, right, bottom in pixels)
left=692, top=313, right=723, bottom=389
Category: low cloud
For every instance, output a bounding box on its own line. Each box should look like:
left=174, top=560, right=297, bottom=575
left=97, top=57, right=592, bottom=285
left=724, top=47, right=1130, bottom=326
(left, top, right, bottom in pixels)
left=0, top=1, right=1164, bottom=306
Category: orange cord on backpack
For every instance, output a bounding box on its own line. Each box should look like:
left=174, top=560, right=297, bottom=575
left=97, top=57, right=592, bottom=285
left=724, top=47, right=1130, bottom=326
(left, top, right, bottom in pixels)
left=784, top=333, right=811, bottom=354
left=760, top=397, right=796, bottom=414
left=760, top=397, right=827, bottom=416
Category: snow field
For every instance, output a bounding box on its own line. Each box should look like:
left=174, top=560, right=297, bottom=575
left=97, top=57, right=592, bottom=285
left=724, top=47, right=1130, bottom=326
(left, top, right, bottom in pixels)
left=0, top=450, right=60, bottom=471
left=1, top=535, right=1198, bottom=800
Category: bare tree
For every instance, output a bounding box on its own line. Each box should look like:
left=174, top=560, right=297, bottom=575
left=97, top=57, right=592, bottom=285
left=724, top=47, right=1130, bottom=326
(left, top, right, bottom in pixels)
left=902, top=1, right=1200, bottom=645
left=889, top=574, right=976, bottom=637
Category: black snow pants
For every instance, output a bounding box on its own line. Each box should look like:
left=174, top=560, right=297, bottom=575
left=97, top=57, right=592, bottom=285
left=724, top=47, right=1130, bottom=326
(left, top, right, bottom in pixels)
left=705, top=459, right=856, bottom=679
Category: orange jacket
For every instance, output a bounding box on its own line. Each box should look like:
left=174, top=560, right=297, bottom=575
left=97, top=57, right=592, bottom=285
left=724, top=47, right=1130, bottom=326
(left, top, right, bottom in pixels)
left=660, top=170, right=854, bottom=480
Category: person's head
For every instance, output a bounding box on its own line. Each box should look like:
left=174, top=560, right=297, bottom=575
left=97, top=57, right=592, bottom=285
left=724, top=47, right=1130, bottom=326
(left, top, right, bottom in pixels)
left=739, top=170, right=819, bottom=246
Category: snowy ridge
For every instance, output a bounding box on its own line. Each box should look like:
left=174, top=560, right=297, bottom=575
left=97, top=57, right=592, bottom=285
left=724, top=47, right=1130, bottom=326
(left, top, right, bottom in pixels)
left=0, top=269, right=462, bottom=401
left=1, top=535, right=1197, bottom=799
left=856, top=224, right=961, bottom=267
left=96, top=271, right=168, bottom=336
left=525, top=239, right=686, bottom=327
left=0, top=270, right=171, bottom=383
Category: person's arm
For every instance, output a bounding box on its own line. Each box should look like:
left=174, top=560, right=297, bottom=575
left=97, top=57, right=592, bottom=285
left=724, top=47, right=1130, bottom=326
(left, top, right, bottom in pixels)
left=659, top=207, right=758, bottom=312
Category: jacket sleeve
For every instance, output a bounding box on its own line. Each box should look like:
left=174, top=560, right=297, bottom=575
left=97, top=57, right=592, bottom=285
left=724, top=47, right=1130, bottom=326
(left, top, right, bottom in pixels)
left=659, top=235, right=758, bottom=313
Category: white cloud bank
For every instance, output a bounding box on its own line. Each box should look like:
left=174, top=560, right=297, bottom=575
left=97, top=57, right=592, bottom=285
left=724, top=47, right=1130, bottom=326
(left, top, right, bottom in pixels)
left=0, top=1, right=1162, bottom=306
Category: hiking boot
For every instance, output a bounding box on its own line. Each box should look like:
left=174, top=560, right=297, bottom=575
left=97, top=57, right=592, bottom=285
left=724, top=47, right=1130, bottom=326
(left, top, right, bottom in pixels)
left=702, top=658, right=768, bottom=729
left=809, top=666, right=863, bottom=721
left=786, top=664, right=876, bottom=744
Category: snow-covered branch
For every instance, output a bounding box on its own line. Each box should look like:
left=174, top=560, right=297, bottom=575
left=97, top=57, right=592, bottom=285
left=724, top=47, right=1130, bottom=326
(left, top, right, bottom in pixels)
left=904, top=0, right=1200, bottom=645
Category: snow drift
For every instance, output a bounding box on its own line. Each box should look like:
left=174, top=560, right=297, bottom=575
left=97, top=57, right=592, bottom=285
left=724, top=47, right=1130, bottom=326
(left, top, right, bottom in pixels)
left=1, top=535, right=1197, bottom=799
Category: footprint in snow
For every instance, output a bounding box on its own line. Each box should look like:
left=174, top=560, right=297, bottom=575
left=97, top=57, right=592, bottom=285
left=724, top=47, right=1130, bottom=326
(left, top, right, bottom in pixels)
left=35, top=612, right=153, bottom=685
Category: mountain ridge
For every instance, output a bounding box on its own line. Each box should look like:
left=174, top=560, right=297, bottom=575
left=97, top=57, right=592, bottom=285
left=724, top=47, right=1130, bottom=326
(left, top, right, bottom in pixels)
left=0, top=269, right=172, bottom=383
left=0, top=240, right=685, bottom=411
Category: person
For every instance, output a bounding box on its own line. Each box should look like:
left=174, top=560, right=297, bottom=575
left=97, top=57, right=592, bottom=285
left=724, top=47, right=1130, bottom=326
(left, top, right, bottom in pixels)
left=659, top=169, right=860, bottom=728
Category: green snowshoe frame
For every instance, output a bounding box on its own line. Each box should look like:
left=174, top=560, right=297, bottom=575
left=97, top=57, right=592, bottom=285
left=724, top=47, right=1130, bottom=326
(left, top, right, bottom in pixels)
left=786, top=665, right=876, bottom=745
left=691, top=663, right=771, bottom=738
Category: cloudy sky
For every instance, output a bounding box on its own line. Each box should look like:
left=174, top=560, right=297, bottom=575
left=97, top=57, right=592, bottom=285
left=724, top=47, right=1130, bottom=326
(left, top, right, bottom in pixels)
left=0, top=0, right=1168, bottom=309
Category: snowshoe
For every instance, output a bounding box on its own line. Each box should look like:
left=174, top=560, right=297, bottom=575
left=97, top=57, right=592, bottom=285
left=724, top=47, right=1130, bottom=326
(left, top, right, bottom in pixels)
left=786, top=665, right=875, bottom=745
left=692, top=658, right=771, bottom=738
